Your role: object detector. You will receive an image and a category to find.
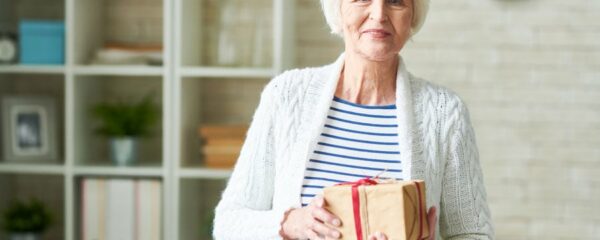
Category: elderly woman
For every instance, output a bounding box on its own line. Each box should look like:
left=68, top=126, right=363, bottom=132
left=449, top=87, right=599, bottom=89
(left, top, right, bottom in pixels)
left=213, top=0, right=494, bottom=239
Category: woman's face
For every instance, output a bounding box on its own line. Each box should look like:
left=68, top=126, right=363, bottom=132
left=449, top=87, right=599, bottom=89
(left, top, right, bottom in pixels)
left=340, top=0, right=413, bottom=62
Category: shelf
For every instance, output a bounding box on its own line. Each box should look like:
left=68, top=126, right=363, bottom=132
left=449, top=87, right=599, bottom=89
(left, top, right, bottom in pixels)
left=0, top=75, right=66, bottom=168
left=0, top=174, right=65, bottom=239
left=0, top=65, right=66, bottom=74
left=178, top=77, right=266, bottom=166
left=179, top=0, right=273, bottom=68
left=180, top=66, right=275, bottom=78
left=73, top=65, right=164, bottom=76
left=73, top=163, right=164, bottom=177
left=0, top=162, right=65, bottom=175
left=73, top=0, right=165, bottom=65
left=72, top=76, right=164, bottom=167
left=178, top=167, right=232, bottom=179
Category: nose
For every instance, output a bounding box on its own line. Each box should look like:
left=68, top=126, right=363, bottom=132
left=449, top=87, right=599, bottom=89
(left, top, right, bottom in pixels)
left=369, top=0, right=388, bottom=22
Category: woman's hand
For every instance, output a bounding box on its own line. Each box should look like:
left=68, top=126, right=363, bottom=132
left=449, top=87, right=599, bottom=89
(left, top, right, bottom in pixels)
left=280, top=196, right=342, bottom=240
left=367, top=206, right=438, bottom=240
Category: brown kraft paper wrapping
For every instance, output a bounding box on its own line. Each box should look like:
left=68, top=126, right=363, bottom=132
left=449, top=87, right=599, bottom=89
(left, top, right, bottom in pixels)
left=324, top=179, right=429, bottom=240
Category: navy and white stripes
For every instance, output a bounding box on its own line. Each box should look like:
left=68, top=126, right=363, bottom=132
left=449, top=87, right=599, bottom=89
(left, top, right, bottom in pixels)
left=300, top=96, right=403, bottom=206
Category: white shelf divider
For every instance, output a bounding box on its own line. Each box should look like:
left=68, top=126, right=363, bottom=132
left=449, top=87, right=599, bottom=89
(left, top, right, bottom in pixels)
left=180, top=66, right=276, bottom=78
left=73, top=165, right=165, bottom=177
left=0, top=65, right=66, bottom=74
left=0, top=163, right=65, bottom=175
left=178, top=168, right=232, bottom=179
left=73, top=65, right=164, bottom=76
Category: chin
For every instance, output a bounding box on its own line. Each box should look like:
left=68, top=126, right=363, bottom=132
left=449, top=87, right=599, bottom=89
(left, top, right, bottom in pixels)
left=359, top=48, right=398, bottom=62
left=356, top=42, right=399, bottom=60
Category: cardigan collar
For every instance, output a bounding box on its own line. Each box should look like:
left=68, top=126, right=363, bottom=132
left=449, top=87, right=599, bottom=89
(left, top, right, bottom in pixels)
left=297, top=52, right=416, bottom=186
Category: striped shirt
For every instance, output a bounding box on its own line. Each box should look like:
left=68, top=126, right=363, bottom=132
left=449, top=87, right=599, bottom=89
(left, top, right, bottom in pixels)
left=300, top=96, right=404, bottom=207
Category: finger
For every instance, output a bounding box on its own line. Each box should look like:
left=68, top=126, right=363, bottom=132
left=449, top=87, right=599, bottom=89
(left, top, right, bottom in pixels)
left=428, top=207, right=437, bottom=240
left=368, top=231, right=387, bottom=240
left=305, top=228, right=324, bottom=240
left=311, top=205, right=341, bottom=226
left=310, top=218, right=341, bottom=239
left=428, top=206, right=437, bottom=225
left=311, top=195, right=325, bottom=207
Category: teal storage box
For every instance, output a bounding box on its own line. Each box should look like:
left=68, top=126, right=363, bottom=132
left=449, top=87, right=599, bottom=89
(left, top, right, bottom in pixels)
left=19, top=20, right=65, bottom=64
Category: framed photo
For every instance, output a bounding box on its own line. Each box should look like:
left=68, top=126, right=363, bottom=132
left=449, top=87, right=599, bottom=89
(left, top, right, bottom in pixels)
left=2, top=96, right=57, bottom=162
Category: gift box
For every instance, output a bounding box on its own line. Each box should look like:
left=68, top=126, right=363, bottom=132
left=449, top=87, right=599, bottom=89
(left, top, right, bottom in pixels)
left=324, top=179, right=429, bottom=240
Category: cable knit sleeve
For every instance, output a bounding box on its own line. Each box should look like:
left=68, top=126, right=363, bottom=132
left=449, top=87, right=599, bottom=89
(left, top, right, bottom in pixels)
left=439, top=95, right=495, bottom=240
left=212, top=78, right=286, bottom=240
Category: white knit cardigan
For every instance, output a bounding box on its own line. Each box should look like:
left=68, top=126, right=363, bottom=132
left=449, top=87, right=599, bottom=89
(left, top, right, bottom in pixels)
left=213, top=53, right=494, bottom=240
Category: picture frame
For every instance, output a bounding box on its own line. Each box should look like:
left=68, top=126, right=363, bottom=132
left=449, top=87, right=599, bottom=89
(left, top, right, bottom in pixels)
left=2, top=96, right=58, bottom=163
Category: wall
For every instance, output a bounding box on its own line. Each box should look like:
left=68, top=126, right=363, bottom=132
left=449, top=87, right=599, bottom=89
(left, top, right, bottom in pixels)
left=106, top=0, right=163, bottom=45
left=295, top=0, right=600, bottom=239
left=0, top=0, right=63, bottom=32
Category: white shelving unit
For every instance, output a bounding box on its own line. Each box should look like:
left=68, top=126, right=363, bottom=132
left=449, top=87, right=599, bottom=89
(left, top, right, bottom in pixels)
left=0, top=0, right=295, bottom=239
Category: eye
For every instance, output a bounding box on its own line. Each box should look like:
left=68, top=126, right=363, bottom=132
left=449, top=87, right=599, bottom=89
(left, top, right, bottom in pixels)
left=387, top=0, right=405, bottom=6
left=351, top=0, right=371, bottom=6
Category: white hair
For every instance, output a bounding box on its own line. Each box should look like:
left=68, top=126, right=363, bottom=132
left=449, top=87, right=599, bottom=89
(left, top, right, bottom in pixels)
left=320, top=0, right=430, bottom=37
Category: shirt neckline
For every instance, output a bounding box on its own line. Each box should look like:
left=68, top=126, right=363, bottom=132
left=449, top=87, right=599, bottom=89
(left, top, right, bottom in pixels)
left=333, top=96, right=396, bottom=109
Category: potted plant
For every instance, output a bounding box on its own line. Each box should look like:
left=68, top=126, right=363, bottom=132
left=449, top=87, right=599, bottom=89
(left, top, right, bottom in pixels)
left=91, top=95, right=159, bottom=166
left=2, top=198, right=52, bottom=240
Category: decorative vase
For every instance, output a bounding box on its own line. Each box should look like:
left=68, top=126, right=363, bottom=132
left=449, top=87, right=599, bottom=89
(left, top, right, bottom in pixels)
left=110, top=137, right=137, bottom=166
left=9, top=232, right=41, bottom=240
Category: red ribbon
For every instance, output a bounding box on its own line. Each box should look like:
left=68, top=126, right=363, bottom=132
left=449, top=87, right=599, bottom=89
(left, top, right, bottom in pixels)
left=335, top=178, right=425, bottom=240
left=336, top=178, right=378, bottom=240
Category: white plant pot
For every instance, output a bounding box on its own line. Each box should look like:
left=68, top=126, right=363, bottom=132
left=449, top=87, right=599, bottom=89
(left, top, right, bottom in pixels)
left=9, top=232, right=41, bottom=240
left=110, top=137, right=137, bottom=166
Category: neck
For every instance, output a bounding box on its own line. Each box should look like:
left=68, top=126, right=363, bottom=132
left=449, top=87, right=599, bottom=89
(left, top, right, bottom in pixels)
left=336, top=52, right=399, bottom=105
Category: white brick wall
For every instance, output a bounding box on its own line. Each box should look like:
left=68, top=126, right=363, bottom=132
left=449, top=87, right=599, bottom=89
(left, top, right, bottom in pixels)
left=295, top=0, right=600, bottom=239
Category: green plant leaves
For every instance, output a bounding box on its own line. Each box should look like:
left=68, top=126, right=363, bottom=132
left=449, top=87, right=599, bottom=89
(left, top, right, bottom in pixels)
left=91, top=94, right=160, bottom=137
left=2, top=198, right=53, bottom=233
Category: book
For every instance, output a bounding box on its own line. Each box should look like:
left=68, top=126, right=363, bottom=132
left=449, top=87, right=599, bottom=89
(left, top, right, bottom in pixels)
left=106, top=179, right=135, bottom=240
left=202, top=137, right=245, bottom=146
left=202, top=154, right=239, bottom=168
left=136, top=180, right=162, bottom=240
left=198, top=125, right=248, bottom=138
left=201, top=144, right=243, bottom=155
left=82, top=178, right=107, bottom=240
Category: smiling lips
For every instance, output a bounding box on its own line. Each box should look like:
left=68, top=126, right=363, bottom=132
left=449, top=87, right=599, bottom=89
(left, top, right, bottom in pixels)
left=362, top=29, right=391, bottom=39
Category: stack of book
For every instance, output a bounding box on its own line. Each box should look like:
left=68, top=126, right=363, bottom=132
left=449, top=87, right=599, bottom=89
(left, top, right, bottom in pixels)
left=80, top=178, right=162, bottom=240
left=198, top=125, right=248, bottom=169
left=89, top=43, right=163, bottom=66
